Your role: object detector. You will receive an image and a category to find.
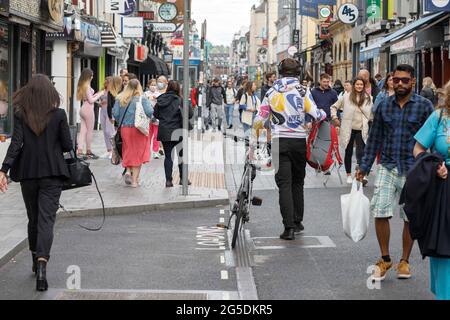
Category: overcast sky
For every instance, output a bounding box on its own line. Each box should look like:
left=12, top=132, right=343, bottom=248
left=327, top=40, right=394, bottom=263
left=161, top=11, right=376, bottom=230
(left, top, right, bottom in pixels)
left=191, top=0, right=261, bottom=46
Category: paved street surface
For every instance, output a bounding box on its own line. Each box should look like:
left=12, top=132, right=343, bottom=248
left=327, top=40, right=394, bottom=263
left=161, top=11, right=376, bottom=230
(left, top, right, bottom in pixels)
left=0, top=112, right=435, bottom=300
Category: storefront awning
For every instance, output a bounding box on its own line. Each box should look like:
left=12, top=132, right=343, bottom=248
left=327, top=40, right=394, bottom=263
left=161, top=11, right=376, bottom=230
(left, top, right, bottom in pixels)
left=360, top=11, right=450, bottom=62
left=140, top=55, right=169, bottom=76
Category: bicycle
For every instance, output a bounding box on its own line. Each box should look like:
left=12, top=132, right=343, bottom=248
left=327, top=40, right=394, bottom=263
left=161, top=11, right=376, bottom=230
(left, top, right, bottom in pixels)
left=224, top=134, right=271, bottom=249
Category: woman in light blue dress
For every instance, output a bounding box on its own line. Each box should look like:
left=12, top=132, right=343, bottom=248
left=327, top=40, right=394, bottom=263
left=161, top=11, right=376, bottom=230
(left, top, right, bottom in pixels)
left=414, top=106, right=450, bottom=300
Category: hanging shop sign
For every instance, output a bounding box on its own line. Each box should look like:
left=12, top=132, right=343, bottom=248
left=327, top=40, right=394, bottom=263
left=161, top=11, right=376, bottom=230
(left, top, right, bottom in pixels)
left=123, top=0, right=137, bottom=16
left=299, top=0, right=336, bottom=19
left=0, top=0, right=9, bottom=15
left=338, top=3, right=359, bottom=24
left=42, top=0, right=64, bottom=24
left=288, top=46, right=298, bottom=57
left=367, top=0, right=381, bottom=21
left=319, top=23, right=331, bottom=39
left=121, top=17, right=144, bottom=38
left=425, top=0, right=450, bottom=12
left=145, top=22, right=177, bottom=33
left=105, top=0, right=126, bottom=14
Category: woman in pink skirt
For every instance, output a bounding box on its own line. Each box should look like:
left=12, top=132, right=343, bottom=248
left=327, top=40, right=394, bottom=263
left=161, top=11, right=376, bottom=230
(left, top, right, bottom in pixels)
left=112, top=79, right=153, bottom=187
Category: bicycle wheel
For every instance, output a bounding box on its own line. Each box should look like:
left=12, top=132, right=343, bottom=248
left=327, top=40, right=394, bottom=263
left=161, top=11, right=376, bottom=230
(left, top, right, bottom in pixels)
left=231, top=194, right=246, bottom=249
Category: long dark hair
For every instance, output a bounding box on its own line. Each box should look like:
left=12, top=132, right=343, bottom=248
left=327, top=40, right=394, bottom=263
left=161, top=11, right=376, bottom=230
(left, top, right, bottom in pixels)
left=349, top=77, right=369, bottom=108
left=13, top=74, right=61, bottom=136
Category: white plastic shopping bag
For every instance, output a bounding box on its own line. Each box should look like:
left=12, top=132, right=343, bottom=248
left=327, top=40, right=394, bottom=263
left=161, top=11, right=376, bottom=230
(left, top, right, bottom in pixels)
left=340, top=179, right=370, bottom=242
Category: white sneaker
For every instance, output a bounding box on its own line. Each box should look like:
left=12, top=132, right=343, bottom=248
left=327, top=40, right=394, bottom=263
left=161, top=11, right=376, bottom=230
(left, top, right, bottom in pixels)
left=346, top=176, right=353, bottom=184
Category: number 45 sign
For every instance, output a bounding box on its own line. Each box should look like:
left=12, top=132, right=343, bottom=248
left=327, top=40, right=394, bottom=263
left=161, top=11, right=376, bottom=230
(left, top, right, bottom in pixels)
left=338, top=3, right=359, bottom=24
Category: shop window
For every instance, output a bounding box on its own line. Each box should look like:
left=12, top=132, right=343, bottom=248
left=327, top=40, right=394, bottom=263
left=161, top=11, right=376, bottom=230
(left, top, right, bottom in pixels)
left=344, top=43, right=347, bottom=61
left=349, top=40, right=352, bottom=53
left=0, top=21, right=10, bottom=136
left=339, top=43, right=342, bottom=62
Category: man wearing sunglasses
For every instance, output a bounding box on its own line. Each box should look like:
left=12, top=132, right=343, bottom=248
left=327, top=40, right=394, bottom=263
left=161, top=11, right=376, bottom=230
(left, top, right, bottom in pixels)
left=356, top=64, right=434, bottom=282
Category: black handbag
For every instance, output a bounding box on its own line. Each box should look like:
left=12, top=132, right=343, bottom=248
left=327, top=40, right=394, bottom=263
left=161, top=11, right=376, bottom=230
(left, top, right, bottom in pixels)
left=62, top=151, right=92, bottom=191
left=113, top=102, right=132, bottom=160
left=60, top=150, right=106, bottom=232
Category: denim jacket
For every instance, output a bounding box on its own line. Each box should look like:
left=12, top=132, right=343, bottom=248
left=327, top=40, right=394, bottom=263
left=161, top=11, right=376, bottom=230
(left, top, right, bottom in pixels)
left=112, top=96, right=153, bottom=128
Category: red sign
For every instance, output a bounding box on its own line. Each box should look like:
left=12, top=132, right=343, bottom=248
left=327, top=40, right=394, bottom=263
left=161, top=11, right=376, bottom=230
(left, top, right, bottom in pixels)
left=263, top=39, right=268, bottom=47
left=319, top=23, right=331, bottom=39
left=170, top=38, right=183, bottom=46
left=137, top=11, right=155, bottom=20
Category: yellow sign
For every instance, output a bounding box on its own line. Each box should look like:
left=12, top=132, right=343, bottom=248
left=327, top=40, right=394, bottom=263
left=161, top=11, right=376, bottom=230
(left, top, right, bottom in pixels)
left=47, top=0, right=63, bottom=24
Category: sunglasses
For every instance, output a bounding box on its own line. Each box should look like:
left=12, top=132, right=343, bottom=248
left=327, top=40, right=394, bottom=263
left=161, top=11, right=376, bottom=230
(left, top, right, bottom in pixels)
left=393, top=77, right=412, bottom=84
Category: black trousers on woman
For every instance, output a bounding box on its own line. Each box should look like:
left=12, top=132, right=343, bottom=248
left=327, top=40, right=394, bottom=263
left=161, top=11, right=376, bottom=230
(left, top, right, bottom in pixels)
left=162, top=140, right=184, bottom=182
left=344, top=130, right=365, bottom=174
left=20, top=177, right=63, bottom=260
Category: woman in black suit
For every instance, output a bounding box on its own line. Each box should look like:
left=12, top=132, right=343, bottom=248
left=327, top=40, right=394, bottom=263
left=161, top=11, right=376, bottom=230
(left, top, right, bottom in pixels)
left=0, top=74, right=72, bottom=291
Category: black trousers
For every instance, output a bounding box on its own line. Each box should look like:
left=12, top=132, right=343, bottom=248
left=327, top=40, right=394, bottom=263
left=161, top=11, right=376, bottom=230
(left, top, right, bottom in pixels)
left=162, top=140, right=183, bottom=182
left=273, top=138, right=306, bottom=229
left=20, top=178, right=63, bottom=260
left=344, top=130, right=365, bottom=174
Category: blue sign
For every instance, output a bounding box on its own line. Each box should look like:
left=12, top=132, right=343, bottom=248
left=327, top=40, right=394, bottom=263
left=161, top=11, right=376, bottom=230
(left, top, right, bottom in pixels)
left=299, top=0, right=336, bottom=18
left=424, top=0, right=450, bottom=12
left=123, top=0, right=137, bottom=16
left=80, top=21, right=101, bottom=45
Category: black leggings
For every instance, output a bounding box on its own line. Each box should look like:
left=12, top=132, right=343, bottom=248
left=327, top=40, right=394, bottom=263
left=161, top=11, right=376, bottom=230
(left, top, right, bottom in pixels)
left=344, top=130, right=365, bottom=174
left=162, top=140, right=183, bottom=182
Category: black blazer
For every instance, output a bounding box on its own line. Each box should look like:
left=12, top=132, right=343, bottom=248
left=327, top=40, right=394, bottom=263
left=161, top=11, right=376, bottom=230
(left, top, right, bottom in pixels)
left=1, top=109, right=73, bottom=182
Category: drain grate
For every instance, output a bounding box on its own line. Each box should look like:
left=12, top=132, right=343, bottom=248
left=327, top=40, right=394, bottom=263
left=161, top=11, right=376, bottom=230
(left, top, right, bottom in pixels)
left=53, top=290, right=208, bottom=300
left=252, top=236, right=336, bottom=250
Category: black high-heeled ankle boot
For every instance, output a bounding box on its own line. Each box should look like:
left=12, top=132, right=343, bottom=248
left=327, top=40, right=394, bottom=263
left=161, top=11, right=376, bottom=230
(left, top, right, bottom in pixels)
left=36, top=260, right=48, bottom=291
left=31, top=253, right=37, bottom=275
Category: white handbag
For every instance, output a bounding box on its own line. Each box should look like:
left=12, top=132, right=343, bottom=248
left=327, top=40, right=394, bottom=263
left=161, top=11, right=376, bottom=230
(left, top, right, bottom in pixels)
left=134, top=96, right=150, bottom=136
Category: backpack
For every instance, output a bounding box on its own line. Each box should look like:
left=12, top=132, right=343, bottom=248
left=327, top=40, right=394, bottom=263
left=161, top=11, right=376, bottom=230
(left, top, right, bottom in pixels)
left=306, top=120, right=343, bottom=172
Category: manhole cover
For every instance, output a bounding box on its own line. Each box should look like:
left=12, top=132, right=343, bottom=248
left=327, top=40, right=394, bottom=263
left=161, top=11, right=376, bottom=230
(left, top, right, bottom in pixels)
left=53, top=290, right=208, bottom=300
left=252, top=236, right=335, bottom=249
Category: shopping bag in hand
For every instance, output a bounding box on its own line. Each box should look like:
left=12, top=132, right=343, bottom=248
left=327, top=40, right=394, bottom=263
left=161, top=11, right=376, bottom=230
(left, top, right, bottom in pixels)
left=340, top=179, right=370, bottom=242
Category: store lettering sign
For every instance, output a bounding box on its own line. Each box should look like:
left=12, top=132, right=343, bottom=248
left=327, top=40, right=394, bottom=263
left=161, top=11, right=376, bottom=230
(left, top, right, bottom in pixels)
left=105, top=0, right=126, bottom=14
left=121, top=17, right=144, bottom=38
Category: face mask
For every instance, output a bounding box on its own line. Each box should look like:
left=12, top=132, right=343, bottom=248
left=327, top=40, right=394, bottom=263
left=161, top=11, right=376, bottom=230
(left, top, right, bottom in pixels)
left=157, top=82, right=166, bottom=90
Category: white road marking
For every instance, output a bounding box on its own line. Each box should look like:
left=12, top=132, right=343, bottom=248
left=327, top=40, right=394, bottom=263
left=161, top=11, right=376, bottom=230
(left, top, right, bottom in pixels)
left=220, top=255, right=225, bottom=264
left=220, top=209, right=225, bottom=215
left=221, top=270, right=229, bottom=280
left=219, top=217, right=225, bottom=223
